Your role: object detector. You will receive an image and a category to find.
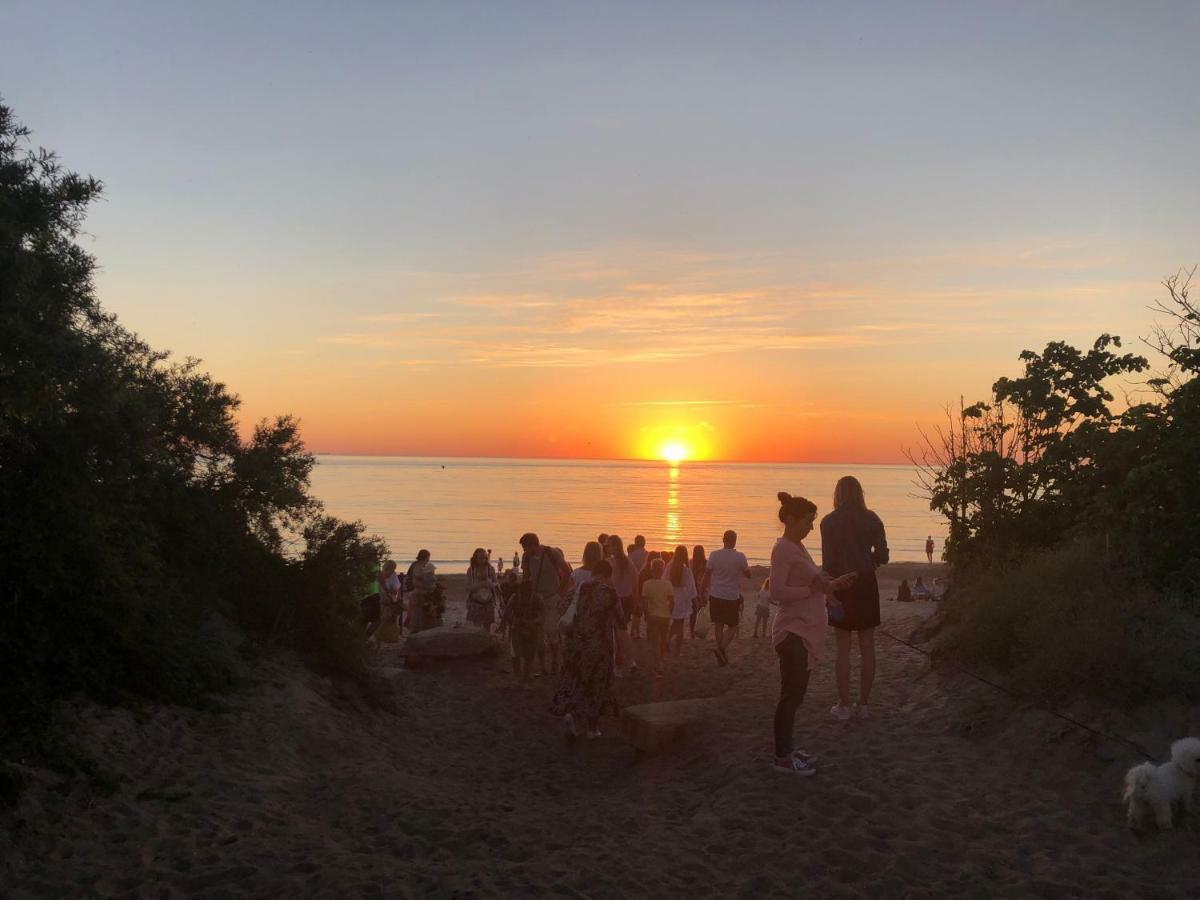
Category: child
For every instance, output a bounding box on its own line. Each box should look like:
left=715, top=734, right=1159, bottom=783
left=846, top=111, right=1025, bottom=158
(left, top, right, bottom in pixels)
left=752, top=577, right=772, bottom=638
left=640, top=559, right=674, bottom=677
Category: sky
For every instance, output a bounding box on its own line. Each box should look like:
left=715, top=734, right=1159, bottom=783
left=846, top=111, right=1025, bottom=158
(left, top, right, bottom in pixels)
left=3, top=1, right=1199, bottom=463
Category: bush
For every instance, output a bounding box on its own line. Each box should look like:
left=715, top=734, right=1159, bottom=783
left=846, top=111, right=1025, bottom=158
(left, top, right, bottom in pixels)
left=0, top=101, right=384, bottom=750
left=936, top=540, right=1200, bottom=707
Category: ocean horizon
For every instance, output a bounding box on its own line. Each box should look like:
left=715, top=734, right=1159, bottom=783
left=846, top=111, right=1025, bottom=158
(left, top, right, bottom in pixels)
left=309, top=455, right=943, bottom=571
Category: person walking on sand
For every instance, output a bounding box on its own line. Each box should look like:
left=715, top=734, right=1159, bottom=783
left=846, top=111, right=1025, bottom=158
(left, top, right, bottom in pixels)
left=640, top=558, right=674, bottom=676
left=664, top=545, right=697, bottom=656
left=706, top=530, right=750, bottom=667
left=689, top=545, right=710, bottom=640
left=606, top=535, right=640, bottom=671
left=770, top=492, right=857, bottom=775
left=925, top=535, right=934, bottom=564
left=551, top=559, right=621, bottom=739
left=520, top=532, right=571, bottom=676
left=466, top=548, right=498, bottom=630
left=820, top=476, right=889, bottom=721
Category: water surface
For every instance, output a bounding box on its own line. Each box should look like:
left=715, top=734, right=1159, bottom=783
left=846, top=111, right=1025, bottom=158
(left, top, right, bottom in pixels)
left=310, top=456, right=944, bottom=570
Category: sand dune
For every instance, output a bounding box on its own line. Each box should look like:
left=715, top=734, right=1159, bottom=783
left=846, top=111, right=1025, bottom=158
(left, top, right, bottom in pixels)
left=4, top=562, right=1199, bottom=897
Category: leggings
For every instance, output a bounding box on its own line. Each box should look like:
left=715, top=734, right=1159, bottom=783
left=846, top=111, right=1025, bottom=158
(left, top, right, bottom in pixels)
left=773, top=633, right=811, bottom=758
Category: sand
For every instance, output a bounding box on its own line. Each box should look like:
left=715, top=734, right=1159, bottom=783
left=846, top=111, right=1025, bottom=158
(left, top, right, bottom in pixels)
left=4, top=562, right=1200, bottom=897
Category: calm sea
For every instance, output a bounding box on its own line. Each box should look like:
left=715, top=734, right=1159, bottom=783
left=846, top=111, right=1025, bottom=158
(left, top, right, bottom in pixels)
left=309, top=456, right=944, bottom=571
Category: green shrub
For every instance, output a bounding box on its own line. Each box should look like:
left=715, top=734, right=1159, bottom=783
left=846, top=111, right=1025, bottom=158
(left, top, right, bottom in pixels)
left=0, top=101, right=384, bottom=755
left=937, top=539, right=1200, bottom=706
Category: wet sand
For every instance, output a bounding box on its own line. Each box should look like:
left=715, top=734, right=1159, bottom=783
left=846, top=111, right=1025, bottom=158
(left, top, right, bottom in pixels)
left=4, top=562, right=1200, bottom=897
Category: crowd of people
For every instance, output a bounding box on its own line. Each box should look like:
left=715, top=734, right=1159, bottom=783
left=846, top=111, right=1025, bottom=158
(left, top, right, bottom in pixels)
left=366, top=475, right=902, bottom=774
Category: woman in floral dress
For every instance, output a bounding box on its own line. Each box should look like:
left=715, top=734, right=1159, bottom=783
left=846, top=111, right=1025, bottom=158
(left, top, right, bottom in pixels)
left=551, top=559, right=620, bottom=739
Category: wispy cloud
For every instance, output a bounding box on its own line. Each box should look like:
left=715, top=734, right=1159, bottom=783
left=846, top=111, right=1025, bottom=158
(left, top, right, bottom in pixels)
left=317, top=241, right=1142, bottom=370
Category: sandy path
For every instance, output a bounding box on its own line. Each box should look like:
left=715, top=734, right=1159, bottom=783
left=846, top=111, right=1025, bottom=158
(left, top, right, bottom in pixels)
left=4, top=563, right=1199, bottom=897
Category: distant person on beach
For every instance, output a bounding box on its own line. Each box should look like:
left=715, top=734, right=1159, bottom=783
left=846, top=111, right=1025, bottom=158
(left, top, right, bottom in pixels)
left=896, top=578, right=912, bottom=603
left=911, top=576, right=931, bottom=601
left=513, top=551, right=520, bottom=573
left=551, top=559, right=621, bottom=739
left=407, top=550, right=438, bottom=633
left=640, top=558, right=673, bottom=677
left=771, top=492, right=858, bottom=775
left=690, top=545, right=710, bottom=640
left=706, top=531, right=750, bottom=666
left=520, top=533, right=571, bottom=676
left=820, top=476, right=889, bottom=721
left=753, top=577, right=772, bottom=638
left=925, top=535, right=935, bottom=564
left=466, top=548, right=498, bottom=630
left=629, top=535, right=648, bottom=574
left=378, top=558, right=402, bottom=640
left=606, top=535, right=640, bottom=667
left=665, top=545, right=697, bottom=656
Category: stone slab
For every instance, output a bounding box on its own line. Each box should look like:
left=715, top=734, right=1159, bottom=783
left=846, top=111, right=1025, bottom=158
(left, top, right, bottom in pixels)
left=401, top=625, right=501, bottom=660
left=620, top=698, right=715, bottom=755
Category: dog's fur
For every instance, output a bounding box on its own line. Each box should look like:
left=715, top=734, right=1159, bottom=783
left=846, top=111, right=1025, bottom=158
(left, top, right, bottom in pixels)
left=1123, top=737, right=1200, bottom=829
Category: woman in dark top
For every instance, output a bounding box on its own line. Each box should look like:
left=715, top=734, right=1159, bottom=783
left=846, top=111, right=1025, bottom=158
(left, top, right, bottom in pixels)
left=819, top=475, right=888, bottom=721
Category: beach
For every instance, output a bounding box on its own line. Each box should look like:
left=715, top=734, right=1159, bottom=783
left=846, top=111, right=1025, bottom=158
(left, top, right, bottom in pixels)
left=4, top=561, right=1199, bottom=897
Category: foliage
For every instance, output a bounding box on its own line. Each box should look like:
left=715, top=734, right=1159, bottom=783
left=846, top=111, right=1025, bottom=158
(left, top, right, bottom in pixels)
left=0, top=102, right=383, bottom=745
left=914, top=268, right=1200, bottom=706
left=936, top=540, right=1200, bottom=705
left=911, top=336, right=1149, bottom=564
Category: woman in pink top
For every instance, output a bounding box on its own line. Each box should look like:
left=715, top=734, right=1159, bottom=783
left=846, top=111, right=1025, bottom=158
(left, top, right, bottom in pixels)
left=769, top=492, right=856, bottom=775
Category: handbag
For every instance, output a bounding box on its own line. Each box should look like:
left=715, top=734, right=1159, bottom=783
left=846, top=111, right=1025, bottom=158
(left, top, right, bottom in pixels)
left=693, top=602, right=712, bottom=640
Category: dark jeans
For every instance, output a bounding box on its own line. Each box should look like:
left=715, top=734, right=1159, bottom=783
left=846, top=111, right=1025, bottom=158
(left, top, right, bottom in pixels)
left=773, top=633, right=810, bottom=758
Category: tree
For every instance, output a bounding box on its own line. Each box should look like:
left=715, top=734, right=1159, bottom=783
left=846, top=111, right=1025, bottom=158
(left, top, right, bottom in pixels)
left=0, top=101, right=383, bottom=742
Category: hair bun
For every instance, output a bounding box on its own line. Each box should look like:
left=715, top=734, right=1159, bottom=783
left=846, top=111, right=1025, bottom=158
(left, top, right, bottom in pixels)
left=777, top=491, right=792, bottom=503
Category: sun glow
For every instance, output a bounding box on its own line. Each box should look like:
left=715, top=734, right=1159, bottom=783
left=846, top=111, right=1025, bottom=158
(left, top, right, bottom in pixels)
left=660, top=441, right=689, bottom=463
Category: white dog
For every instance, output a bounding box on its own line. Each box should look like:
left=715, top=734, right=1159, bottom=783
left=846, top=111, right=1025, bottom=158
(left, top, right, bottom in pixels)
left=1123, top=737, right=1200, bottom=829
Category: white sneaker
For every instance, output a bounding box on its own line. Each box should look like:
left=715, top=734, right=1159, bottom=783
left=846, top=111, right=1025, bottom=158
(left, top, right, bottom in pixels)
left=830, top=704, right=853, bottom=722
left=854, top=704, right=871, bottom=720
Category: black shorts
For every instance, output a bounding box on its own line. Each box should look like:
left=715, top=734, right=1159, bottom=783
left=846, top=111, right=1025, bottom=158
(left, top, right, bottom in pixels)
left=832, top=570, right=881, bottom=632
left=709, top=596, right=741, bottom=627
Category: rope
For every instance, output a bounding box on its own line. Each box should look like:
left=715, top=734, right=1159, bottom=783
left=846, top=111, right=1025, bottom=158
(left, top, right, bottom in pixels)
left=877, top=626, right=1162, bottom=764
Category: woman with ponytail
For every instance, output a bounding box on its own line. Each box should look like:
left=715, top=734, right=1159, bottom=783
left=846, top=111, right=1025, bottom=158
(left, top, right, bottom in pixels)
left=769, top=492, right=857, bottom=775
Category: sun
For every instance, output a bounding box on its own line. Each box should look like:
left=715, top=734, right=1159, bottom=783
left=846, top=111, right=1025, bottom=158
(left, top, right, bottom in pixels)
left=660, top=441, right=689, bottom=463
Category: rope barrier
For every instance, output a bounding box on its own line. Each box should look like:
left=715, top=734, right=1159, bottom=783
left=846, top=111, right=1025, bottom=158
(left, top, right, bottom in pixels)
left=877, top=625, right=1162, bottom=764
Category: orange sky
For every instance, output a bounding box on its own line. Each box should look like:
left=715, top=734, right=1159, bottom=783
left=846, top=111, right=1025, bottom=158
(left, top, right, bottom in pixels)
left=11, top=6, right=1195, bottom=463
left=193, top=243, right=1165, bottom=464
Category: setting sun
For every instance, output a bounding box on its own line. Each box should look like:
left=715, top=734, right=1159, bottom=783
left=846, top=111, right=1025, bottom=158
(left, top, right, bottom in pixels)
left=659, top=441, right=689, bottom=463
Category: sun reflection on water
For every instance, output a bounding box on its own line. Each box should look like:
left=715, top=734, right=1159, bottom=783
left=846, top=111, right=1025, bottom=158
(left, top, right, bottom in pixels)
left=664, top=462, right=681, bottom=544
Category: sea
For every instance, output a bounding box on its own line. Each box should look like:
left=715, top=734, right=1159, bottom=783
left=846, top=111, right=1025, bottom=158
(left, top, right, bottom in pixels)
left=309, top=456, right=944, bottom=571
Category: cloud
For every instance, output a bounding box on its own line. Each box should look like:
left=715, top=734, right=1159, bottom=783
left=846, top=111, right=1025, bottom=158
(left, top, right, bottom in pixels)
left=315, top=241, right=1144, bottom=370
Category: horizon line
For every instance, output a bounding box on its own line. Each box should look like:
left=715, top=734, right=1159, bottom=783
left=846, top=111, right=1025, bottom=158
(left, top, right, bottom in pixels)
left=309, top=450, right=914, bottom=468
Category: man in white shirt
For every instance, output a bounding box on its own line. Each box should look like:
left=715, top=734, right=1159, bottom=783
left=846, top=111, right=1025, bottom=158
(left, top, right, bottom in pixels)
left=705, top=530, right=751, bottom=666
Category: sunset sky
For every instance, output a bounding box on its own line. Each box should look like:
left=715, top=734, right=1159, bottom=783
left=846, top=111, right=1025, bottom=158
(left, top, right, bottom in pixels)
left=4, top=2, right=1199, bottom=462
